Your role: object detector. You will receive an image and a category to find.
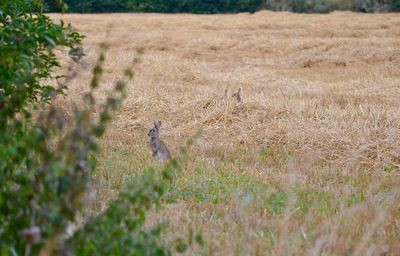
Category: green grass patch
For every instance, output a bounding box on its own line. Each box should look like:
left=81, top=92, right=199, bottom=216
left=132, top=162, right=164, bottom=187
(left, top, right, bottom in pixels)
left=260, top=148, right=290, bottom=167
left=294, top=187, right=337, bottom=215
left=263, top=192, right=288, bottom=215
left=167, top=167, right=269, bottom=205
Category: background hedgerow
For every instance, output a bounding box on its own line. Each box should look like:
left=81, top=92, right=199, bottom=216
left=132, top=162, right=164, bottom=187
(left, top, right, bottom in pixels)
left=45, top=0, right=400, bottom=13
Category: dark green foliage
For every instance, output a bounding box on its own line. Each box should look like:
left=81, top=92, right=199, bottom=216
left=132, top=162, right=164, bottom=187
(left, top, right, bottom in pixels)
left=265, top=0, right=350, bottom=13
left=265, top=0, right=395, bottom=13
left=44, top=0, right=400, bottom=13
left=388, top=0, right=400, bottom=10
left=352, top=0, right=388, bottom=12
left=43, top=0, right=399, bottom=13
left=44, top=0, right=263, bottom=13
left=0, top=1, right=83, bottom=253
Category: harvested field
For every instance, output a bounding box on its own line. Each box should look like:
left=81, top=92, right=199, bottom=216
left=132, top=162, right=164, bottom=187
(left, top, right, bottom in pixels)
left=51, top=11, right=400, bottom=255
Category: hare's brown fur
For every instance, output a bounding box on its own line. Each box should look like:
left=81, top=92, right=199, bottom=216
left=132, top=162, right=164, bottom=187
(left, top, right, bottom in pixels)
left=148, top=121, right=171, bottom=162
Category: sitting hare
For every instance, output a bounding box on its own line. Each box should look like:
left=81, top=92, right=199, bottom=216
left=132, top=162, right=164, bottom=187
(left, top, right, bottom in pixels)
left=148, top=121, right=171, bottom=162
left=232, top=88, right=242, bottom=103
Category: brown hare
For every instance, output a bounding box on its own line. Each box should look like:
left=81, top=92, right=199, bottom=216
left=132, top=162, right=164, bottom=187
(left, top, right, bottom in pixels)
left=232, top=88, right=242, bottom=102
left=148, top=121, right=171, bottom=163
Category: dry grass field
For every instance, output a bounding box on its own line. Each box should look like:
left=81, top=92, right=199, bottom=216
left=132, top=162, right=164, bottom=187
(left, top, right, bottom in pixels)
left=50, top=11, right=400, bottom=255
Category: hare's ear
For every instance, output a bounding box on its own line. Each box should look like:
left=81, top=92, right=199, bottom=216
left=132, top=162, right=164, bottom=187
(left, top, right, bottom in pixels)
left=224, top=89, right=228, bottom=97
left=156, top=121, right=162, bottom=129
left=154, top=121, right=158, bottom=129
left=238, top=88, right=242, bottom=95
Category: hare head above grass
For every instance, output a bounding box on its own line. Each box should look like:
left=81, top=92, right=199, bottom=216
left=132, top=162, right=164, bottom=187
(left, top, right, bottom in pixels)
left=232, top=88, right=242, bottom=103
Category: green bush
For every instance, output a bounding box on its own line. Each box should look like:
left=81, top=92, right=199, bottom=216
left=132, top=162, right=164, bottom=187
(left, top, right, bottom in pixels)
left=0, top=1, right=83, bottom=252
